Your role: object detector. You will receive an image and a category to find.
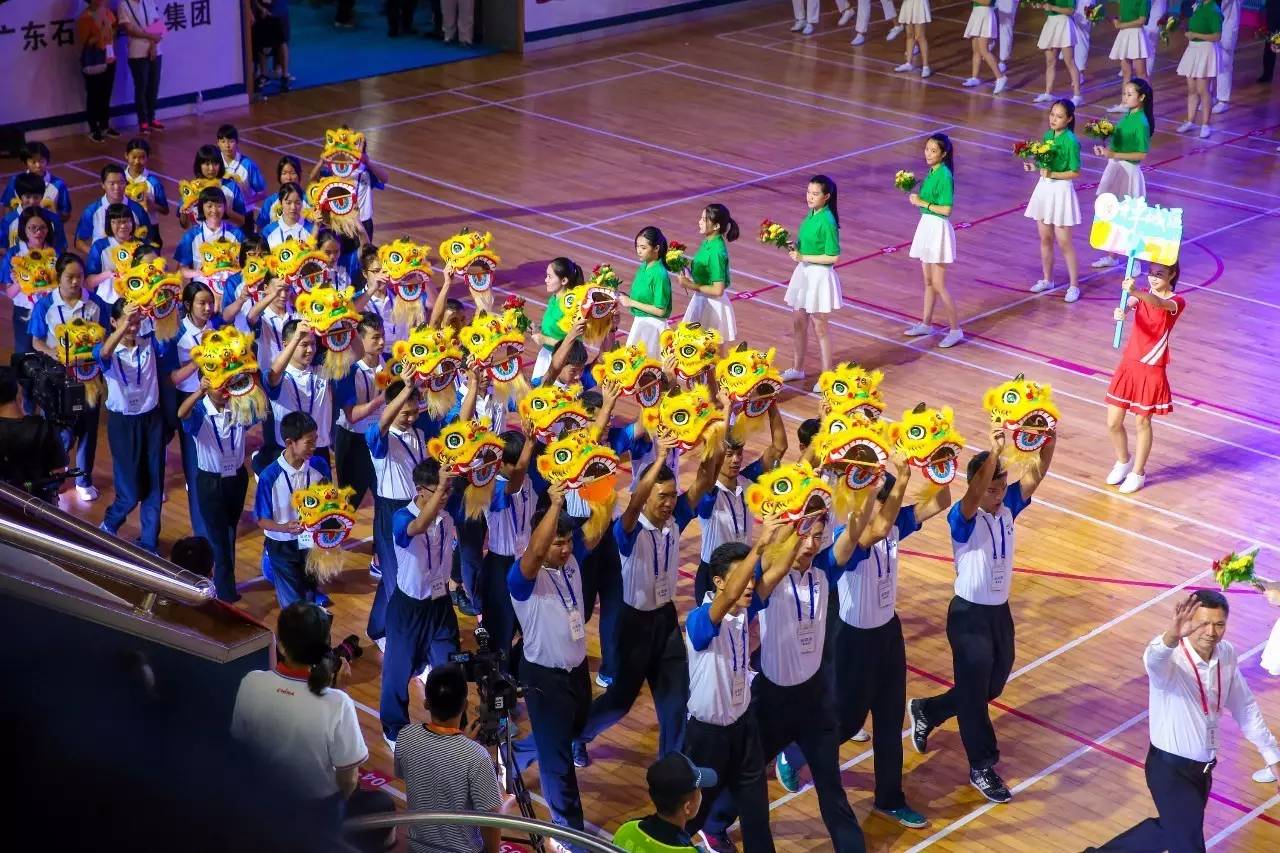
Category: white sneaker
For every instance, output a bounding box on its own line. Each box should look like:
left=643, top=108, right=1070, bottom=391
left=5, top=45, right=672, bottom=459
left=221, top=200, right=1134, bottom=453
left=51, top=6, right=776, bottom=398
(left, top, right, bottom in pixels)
left=1253, top=767, right=1277, bottom=783
left=76, top=484, right=99, bottom=502
left=1211, top=101, right=1229, bottom=114
left=802, top=23, right=815, bottom=35
left=375, top=636, right=387, bottom=654
left=780, top=367, right=806, bottom=382
left=1106, top=102, right=1128, bottom=114
left=1199, top=125, right=1211, bottom=139
left=1030, top=279, right=1053, bottom=293
left=1091, top=255, right=1118, bottom=269
left=852, top=728, right=871, bottom=742
left=962, top=76, right=981, bottom=87
left=1105, top=459, right=1133, bottom=485
left=1064, top=286, right=1080, bottom=303
left=839, top=8, right=856, bottom=25
left=415, top=664, right=432, bottom=685
left=383, top=734, right=396, bottom=754
left=1176, top=120, right=1195, bottom=134
left=791, top=20, right=805, bottom=32
left=1034, top=92, right=1053, bottom=103
left=993, top=76, right=1008, bottom=94
left=895, top=62, right=915, bottom=72
left=921, top=66, right=933, bottom=78
left=1118, top=471, right=1146, bottom=494
left=903, top=322, right=933, bottom=337
left=851, top=33, right=866, bottom=46
left=938, top=328, right=965, bottom=348
left=887, top=24, right=904, bottom=41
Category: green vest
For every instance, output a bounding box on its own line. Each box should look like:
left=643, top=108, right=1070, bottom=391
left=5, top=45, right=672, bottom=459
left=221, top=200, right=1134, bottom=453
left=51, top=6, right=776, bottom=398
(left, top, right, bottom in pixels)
left=611, top=819, right=702, bottom=853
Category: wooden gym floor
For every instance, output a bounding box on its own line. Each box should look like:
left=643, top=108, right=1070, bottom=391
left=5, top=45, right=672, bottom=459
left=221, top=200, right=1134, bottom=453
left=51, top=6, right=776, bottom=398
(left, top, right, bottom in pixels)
left=25, top=3, right=1280, bottom=849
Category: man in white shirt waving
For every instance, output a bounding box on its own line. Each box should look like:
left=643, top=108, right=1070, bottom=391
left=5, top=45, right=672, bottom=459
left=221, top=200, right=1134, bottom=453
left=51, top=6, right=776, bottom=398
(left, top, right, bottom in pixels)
left=1088, top=591, right=1280, bottom=852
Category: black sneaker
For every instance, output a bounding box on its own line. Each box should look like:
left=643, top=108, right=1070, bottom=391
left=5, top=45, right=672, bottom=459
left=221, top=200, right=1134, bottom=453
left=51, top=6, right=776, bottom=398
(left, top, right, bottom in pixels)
left=103, top=127, right=121, bottom=138
left=571, top=740, right=590, bottom=768
left=88, top=131, right=106, bottom=144
left=908, top=698, right=933, bottom=754
left=969, top=766, right=1012, bottom=804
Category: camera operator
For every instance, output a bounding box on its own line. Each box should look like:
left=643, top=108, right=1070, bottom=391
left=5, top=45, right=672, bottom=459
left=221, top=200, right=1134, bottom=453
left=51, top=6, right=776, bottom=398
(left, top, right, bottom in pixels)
left=230, top=601, right=369, bottom=831
left=394, top=664, right=503, bottom=853
left=0, top=367, right=69, bottom=501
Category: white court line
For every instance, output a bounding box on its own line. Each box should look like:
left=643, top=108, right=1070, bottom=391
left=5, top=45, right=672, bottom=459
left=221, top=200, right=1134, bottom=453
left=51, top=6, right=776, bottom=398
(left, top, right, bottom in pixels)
left=1206, top=794, right=1280, bottom=848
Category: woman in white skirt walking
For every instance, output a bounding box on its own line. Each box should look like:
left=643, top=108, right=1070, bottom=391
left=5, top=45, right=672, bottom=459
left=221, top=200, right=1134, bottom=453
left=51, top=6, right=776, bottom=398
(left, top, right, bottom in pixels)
left=904, top=133, right=963, bottom=348
left=1091, top=78, right=1154, bottom=269
left=531, top=256, right=584, bottom=381
left=679, top=203, right=738, bottom=350
left=1035, top=0, right=1083, bottom=104
left=895, top=0, right=933, bottom=77
left=622, top=226, right=673, bottom=356
left=1176, top=0, right=1224, bottom=139
left=964, top=0, right=1009, bottom=92
left=780, top=175, right=842, bottom=391
left=1105, top=0, right=1152, bottom=113
left=1024, top=99, right=1083, bottom=302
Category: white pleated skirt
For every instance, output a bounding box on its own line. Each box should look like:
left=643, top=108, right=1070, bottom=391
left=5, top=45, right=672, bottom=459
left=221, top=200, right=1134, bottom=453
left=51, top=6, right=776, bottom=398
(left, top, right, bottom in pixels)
left=1096, top=158, right=1146, bottom=200
left=1024, top=176, right=1082, bottom=227
left=898, top=0, right=932, bottom=25
left=1177, top=41, right=1218, bottom=78
left=1263, top=616, right=1280, bottom=676
left=909, top=215, right=956, bottom=264
left=784, top=263, right=843, bottom=314
left=1038, top=15, right=1074, bottom=50
left=625, top=315, right=667, bottom=355
left=964, top=6, right=995, bottom=39
left=1109, top=28, right=1151, bottom=61
left=684, top=292, right=738, bottom=342
left=531, top=344, right=555, bottom=382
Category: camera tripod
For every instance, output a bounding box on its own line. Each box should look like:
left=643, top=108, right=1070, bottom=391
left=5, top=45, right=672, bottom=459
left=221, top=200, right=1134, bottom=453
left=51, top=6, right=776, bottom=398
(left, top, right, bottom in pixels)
left=492, top=712, right=545, bottom=853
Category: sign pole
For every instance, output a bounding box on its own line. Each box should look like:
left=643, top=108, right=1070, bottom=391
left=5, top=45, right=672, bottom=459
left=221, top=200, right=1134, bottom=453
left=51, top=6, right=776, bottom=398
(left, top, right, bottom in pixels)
left=1113, top=248, right=1138, bottom=350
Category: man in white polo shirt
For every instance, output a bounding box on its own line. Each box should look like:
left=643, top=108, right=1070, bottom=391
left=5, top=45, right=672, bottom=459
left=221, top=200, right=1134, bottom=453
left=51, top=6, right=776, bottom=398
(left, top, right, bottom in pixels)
left=908, top=428, right=1055, bottom=805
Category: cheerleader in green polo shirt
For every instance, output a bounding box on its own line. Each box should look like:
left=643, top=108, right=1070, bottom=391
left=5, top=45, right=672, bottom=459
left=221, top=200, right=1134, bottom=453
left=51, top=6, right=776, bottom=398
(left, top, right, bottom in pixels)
left=531, top=256, right=584, bottom=381
left=1034, top=0, right=1083, bottom=104
left=1176, top=0, right=1223, bottom=139
left=678, top=203, right=739, bottom=347
left=1024, top=99, right=1083, bottom=302
left=1091, top=78, right=1154, bottom=269
left=1106, top=0, right=1152, bottom=114
left=780, top=175, right=842, bottom=392
left=905, top=134, right=964, bottom=349
left=622, top=226, right=673, bottom=356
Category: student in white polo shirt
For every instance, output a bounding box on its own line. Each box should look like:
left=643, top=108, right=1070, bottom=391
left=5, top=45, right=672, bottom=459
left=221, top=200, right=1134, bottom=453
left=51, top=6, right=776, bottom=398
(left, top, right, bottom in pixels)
left=333, top=314, right=387, bottom=512
left=365, top=379, right=430, bottom=646
left=681, top=530, right=783, bottom=853
left=260, top=183, right=314, bottom=248
left=909, top=427, right=1056, bottom=804
left=267, top=317, right=334, bottom=464
left=477, top=426, right=537, bottom=671
left=510, top=487, right=595, bottom=841
left=380, top=459, right=461, bottom=745
left=179, top=374, right=257, bottom=602
left=166, top=281, right=218, bottom=541
left=95, top=299, right=166, bottom=552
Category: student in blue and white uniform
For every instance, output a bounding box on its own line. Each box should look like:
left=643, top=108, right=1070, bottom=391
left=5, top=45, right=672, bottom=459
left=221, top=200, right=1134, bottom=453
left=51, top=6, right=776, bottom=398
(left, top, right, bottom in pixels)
left=165, top=282, right=219, bottom=539
left=1, top=208, right=59, bottom=357
left=178, top=371, right=256, bottom=602
left=380, top=459, right=461, bottom=744
left=95, top=300, right=166, bottom=552
left=124, top=138, right=170, bottom=226
left=256, top=155, right=306, bottom=230
left=477, top=428, right=537, bottom=670
left=219, top=235, right=271, bottom=332
left=245, top=274, right=294, bottom=372
left=531, top=318, right=598, bottom=393
left=308, top=134, right=387, bottom=241
left=355, top=246, right=407, bottom=346
left=334, top=314, right=386, bottom=511
left=267, top=317, right=334, bottom=463
left=190, top=145, right=249, bottom=229
left=85, top=204, right=141, bottom=302
left=2, top=142, right=72, bottom=221
left=216, top=124, right=268, bottom=207
left=681, top=534, right=781, bottom=853
left=261, top=182, right=314, bottom=248
left=365, top=380, right=430, bottom=645
left=254, top=411, right=333, bottom=607
left=174, top=187, right=245, bottom=288
left=74, top=164, right=150, bottom=255
left=909, top=427, right=1056, bottom=805
left=1, top=173, right=68, bottom=254
left=510, top=491, right=595, bottom=840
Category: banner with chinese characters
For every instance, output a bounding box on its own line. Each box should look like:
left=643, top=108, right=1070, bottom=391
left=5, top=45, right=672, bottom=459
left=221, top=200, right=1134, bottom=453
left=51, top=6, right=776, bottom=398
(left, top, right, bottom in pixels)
left=1089, top=193, right=1183, bottom=265
left=0, top=0, right=245, bottom=131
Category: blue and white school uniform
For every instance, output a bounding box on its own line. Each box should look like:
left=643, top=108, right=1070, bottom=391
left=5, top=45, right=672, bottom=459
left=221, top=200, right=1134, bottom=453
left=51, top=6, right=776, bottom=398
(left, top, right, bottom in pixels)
left=222, top=153, right=267, bottom=201
left=170, top=316, right=216, bottom=535
left=124, top=168, right=168, bottom=214
left=95, top=337, right=166, bottom=552
left=380, top=503, right=461, bottom=741
left=174, top=221, right=245, bottom=287
left=256, top=190, right=315, bottom=228
left=86, top=236, right=127, bottom=300
left=692, top=459, right=766, bottom=601
left=253, top=305, right=293, bottom=371
left=262, top=216, right=315, bottom=249
left=365, top=423, right=429, bottom=641
left=333, top=358, right=382, bottom=508
left=1, top=241, right=43, bottom=354
left=75, top=195, right=150, bottom=247
left=362, top=292, right=407, bottom=348
left=29, top=290, right=112, bottom=353
left=477, top=475, right=537, bottom=659
left=184, top=396, right=252, bottom=600
left=2, top=171, right=71, bottom=219
left=2, top=208, right=68, bottom=254
left=267, top=363, right=334, bottom=451
left=254, top=452, right=333, bottom=607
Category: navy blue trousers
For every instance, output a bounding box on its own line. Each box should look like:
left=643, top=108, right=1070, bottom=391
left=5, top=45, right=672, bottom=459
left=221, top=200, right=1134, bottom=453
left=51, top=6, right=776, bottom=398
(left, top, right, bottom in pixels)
left=580, top=526, right=623, bottom=679
left=102, top=408, right=164, bottom=551
left=367, top=495, right=410, bottom=641
left=478, top=551, right=519, bottom=663
left=60, top=404, right=99, bottom=488
left=513, top=659, right=591, bottom=837
left=264, top=537, right=317, bottom=608
left=333, top=425, right=375, bottom=510
left=379, top=589, right=459, bottom=740
left=194, top=467, right=249, bottom=601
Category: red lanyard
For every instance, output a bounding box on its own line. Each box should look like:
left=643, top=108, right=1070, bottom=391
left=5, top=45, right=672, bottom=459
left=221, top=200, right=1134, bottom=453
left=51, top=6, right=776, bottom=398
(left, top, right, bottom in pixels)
left=1180, top=641, right=1222, bottom=717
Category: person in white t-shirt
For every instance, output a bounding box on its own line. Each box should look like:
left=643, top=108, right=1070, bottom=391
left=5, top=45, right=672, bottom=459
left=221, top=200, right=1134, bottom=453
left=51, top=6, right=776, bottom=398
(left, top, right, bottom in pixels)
left=230, top=601, right=368, bottom=828
left=116, top=0, right=165, bottom=133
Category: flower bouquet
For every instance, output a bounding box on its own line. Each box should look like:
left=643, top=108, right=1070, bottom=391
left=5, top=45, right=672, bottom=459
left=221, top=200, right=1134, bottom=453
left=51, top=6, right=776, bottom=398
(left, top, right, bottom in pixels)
left=1012, top=138, right=1056, bottom=169
left=1158, top=14, right=1179, bottom=46
left=664, top=240, right=692, bottom=275
left=1085, top=3, right=1107, bottom=25
left=1270, top=30, right=1280, bottom=49
left=1083, top=117, right=1116, bottom=140
left=1212, top=545, right=1261, bottom=590
left=502, top=294, right=531, bottom=334
left=894, top=170, right=918, bottom=193
left=758, top=219, right=794, bottom=250
left=589, top=263, right=622, bottom=289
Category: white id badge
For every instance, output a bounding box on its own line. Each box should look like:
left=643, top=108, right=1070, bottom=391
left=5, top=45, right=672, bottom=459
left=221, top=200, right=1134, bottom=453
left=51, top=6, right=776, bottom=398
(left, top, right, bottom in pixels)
left=124, top=391, right=145, bottom=413
left=430, top=576, right=447, bottom=599
left=731, top=674, right=746, bottom=704
left=1206, top=722, right=1219, bottom=751
left=219, top=458, right=239, bottom=477
left=991, top=566, right=1009, bottom=594
left=654, top=574, right=671, bottom=604
left=105, top=44, right=115, bottom=62
left=877, top=576, right=893, bottom=608
left=297, top=531, right=314, bottom=550
left=567, top=610, right=586, bottom=641
left=797, top=622, right=817, bottom=655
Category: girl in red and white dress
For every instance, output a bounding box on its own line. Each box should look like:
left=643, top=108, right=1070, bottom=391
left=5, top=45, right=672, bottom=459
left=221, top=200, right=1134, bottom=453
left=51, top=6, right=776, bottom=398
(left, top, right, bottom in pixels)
left=1104, top=261, right=1185, bottom=494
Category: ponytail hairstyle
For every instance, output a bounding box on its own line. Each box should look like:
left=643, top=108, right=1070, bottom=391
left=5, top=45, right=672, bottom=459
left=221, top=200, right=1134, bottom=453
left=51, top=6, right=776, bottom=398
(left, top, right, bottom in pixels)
left=704, top=203, right=740, bottom=243
left=807, top=175, right=840, bottom=229
left=635, top=226, right=668, bottom=263
left=1164, top=260, right=1181, bottom=292
left=549, top=256, right=584, bottom=287
left=276, top=601, right=336, bottom=696
left=1051, top=98, right=1076, bottom=132
left=927, top=133, right=956, bottom=175
left=1129, top=77, right=1156, bottom=135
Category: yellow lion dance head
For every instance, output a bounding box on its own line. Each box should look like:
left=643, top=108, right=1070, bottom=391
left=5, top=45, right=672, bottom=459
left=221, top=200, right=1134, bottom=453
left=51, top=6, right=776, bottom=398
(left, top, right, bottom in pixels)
left=390, top=325, right=464, bottom=419
left=591, top=342, right=664, bottom=408
left=517, top=384, right=592, bottom=444
left=199, top=239, right=241, bottom=298
left=557, top=283, right=619, bottom=346
left=53, top=319, right=107, bottom=408
left=660, top=322, right=721, bottom=384
left=817, top=363, right=886, bottom=421
left=114, top=258, right=183, bottom=340
left=459, top=309, right=529, bottom=406
left=983, top=374, right=1060, bottom=459
left=745, top=461, right=833, bottom=536
left=189, top=327, right=269, bottom=426
left=889, top=403, right=966, bottom=487
left=291, top=482, right=358, bottom=582
left=536, top=427, right=620, bottom=544
left=108, top=240, right=144, bottom=274
left=241, top=251, right=279, bottom=302
left=124, top=180, right=150, bottom=206
left=377, top=238, right=433, bottom=330
left=306, top=176, right=361, bottom=240
left=641, top=385, right=726, bottom=461
left=178, top=177, right=221, bottom=214
left=321, top=127, right=366, bottom=178
left=274, top=237, right=331, bottom=295
left=11, top=249, right=59, bottom=300
left=438, top=228, right=500, bottom=308
left=715, top=342, right=782, bottom=442
left=294, top=286, right=362, bottom=381
left=428, top=420, right=506, bottom=519
left=811, top=409, right=893, bottom=517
